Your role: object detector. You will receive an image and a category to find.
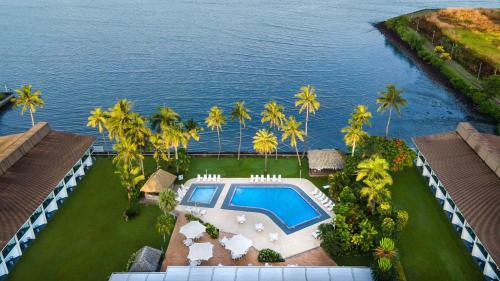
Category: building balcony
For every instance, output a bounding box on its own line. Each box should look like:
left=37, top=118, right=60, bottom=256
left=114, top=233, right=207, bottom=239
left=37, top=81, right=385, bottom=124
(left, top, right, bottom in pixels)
left=30, top=209, right=43, bottom=225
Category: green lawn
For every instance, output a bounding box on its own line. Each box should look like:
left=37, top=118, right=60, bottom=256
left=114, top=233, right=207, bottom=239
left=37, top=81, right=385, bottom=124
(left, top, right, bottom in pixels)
left=5, top=156, right=483, bottom=281
left=391, top=167, right=484, bottom=281
left=6, top=157, right=162, bottom=281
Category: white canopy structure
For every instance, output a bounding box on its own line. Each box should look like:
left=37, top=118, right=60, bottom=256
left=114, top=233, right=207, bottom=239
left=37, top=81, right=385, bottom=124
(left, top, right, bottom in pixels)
left=188, top=242, right=214, bottom=262
left=224, top=235, right=253, bottom=258
left=180, top=221, right=206, bottom=239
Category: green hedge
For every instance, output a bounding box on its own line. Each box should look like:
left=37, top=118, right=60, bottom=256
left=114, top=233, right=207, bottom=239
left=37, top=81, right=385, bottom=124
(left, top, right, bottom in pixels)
left=185, top=214, right=219, bottom=239
left=258, top=248, right=285, bottom=263
left=385, top=16, right=500, bottom=123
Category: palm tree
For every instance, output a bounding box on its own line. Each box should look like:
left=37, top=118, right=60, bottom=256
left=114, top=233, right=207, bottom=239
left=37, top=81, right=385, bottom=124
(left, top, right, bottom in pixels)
left=158, top=189, right=178, bottom=215
left=150, top=106, right=179, bottom=133
left=281, top=116, right=305, bottom=166
left=112, top=137, right=143, bottom=168
left=351, top=105, right=372, bottom=127
left=261, top=101, right=285, bottom=160
left=182, top=118, right=203, bottom=152
left=149, top=133, right=165, bottom=170
left=341, top=124, right=367, bottom=156
left=295, top=85, right=320, bottom=156
left=87, top=107, right=109, bottom=154
left=253, top=129, right=278, bottom=173
left=360, top=178, right=391, bottom=214
left=156, top=214, right=175, bottom=245
left=376, top=84, right=407, bottom=137
left=205, top=106, right=226, bottom=159
left=106, top=99, right=133, bottom=141
left=115, top=164, right=144, bottom=208
left=374, top=238, right=398, bottom=260
left=168, top=123, right=186, bottom=160
left=356, top=155, right=393, bottom=184
left=13, top=84, right=45, bottom=127
left=231, top=101, right=251, bottom=160
left=126, top=113, right=150, bottom=175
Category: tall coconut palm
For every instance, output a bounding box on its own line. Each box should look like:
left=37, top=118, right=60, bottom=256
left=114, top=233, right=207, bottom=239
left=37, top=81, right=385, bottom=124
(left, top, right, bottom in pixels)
left=87, top=107, right=109, bottom=154
left=112, top=137, right=143, bottom=168
left=115, top=163, right=144, bottom=208
left=13, top=84, right=45, bottom=127
left=261, top=101, right=285, bottom=160
left=205, top=106, right=226, bottom=159
left=150, top=106, right=179, bottom=133
left=182, top=118, right=203, bottom=151
left=374, top=238, right=398, bottom=260
left=281, top=116, right=305, bottom=166
left=168, top=123, right=186, bottom=160
left=231, top=101, right=251, bottom=160
left=150, top=133, right=165, bottom=170
left=106, top=99, right=133, bottom=141
left=295, top=85, right=320, bottom=156
left=360, top=178, right=392, bottom=214
left=126, top=113, right=150, bottom=175
left=341, top=124, right=367, bottom=156
left=376, top=84, right=407, bottom=137
left=351, top=104, right=372, bottom=127
left=356, top=155, right=393, bottom=184
left=253, top=129, right=277, bottom=173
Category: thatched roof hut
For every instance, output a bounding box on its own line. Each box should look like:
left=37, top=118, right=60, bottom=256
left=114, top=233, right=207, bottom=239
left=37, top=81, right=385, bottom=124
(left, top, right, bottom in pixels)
left=307, top=149, right=345, bottom=176
left=140, top=169, right=176, bottom=195
left=129, top=246, right=162, bottom=272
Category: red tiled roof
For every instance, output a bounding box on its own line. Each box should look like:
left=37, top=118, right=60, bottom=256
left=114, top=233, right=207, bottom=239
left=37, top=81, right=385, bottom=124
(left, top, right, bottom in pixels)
left=0, top=124, right=95, bottom=250
left=413, top=123, right=500, bottom=264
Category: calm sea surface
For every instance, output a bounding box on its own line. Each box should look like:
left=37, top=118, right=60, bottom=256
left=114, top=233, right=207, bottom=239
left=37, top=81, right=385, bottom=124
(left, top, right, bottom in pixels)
left=0, top=0, right=498, bottom=152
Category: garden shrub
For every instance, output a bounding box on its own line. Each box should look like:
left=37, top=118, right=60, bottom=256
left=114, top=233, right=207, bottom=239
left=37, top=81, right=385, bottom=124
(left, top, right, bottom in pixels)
left=125, top=250, right=137, bottom=271
left=184, top=214, right=219, bottom=239
left=358, top=136, right=415, bottom=171
left=123, top=203, right=140, bottom=221
left=258, top=248, right=284, bottom=263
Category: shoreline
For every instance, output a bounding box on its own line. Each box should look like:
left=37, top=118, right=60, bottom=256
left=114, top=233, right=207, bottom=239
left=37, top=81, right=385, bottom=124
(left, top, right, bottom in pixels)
left=373, top=21, right=495, bottom=125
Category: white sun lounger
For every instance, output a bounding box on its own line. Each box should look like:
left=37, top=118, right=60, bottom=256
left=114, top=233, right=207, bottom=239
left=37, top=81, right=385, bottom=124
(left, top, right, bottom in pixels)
left=203, top=174, right=207, bottom=181
left=266, top=174, right=270, bottom=182
left=272, top=175, right=276, bottom=182
left=311, top=188, right=319, bottom=196
left=261, top=175, right=265, bottom=182
left=316, top=193, right=325, bottom=200
left=321, top=197, right=330, bottom=204
left=197, top=174, right=201, bottom=181
left=328, top=205, right=334, bottom=212
left=312, top=230, right=321, bottom=239
left=200, top=209, right=207, bottom=216
left=217, top=174, right=221, bottom=182
left=278, top=175, right=282, bottom=182
left=250, top=175, right=254, bottom=182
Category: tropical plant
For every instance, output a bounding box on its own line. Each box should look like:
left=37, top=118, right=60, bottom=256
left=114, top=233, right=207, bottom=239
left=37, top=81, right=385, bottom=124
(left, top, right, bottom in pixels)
left=231, top=101, right=251, bottom=160
left=261, top=100, right=285, bottom=159
left=115, top=163, right=145, bottom=209
left=182, top=118, right=203, bottom=151
left=106, top=99, right=134, bottom=141
left=356, top=155, right=393, bottom=184
left=351, top=104, right=372, bottom=127
left=258, top=249, right=284, bottom=263
left=295, top=85, right=320, bottom=156
left=341, top=124, right=368, bottom=156
left=158, top=189, right=178, bottom=215
left=281, top=116, right=305, bottom=166
left=373, top=257, right=393, bottom=281
left=205, top=106, right=226, bottom=159
left=150, top=133, right=165, bottom=170
left=87, top=107, right=109, bottom=154
left=156, top=214, right=175, bottom=244
left=113, top=137, right=144, bottom=168
left=376, top=84, right=407, bottom=137
left=126, top=113, right=150, bottom=175
left=166, top=123, right=186, bottom=160
left=150, top=106, right=179, bottom=133
left=252, top=129, right=278, bottom=173
left=374, top=238, right=397, bottom=260
left=13, top=84, right=45, bottom=127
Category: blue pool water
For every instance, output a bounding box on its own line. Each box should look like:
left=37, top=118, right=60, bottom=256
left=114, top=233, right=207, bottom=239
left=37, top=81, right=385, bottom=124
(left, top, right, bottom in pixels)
left=188, top=186, right=217, bottom=204
left=226, top=185, right=328, bottom=230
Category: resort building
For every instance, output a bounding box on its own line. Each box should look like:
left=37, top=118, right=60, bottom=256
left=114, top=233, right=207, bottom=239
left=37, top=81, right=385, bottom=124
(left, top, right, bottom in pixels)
left=413, top=122, right=500, bottom=281
left=0, top=122, right=95, bottom=279
left=110, top=266, right=372, bottom=281
left=307, top=149, right=344, bottom=176
left=140, top=169, right=177, bottom=201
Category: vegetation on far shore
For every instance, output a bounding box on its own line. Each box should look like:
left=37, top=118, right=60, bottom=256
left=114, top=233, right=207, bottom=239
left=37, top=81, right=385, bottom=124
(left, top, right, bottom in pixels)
left=382, top=8, right=500, bottom=132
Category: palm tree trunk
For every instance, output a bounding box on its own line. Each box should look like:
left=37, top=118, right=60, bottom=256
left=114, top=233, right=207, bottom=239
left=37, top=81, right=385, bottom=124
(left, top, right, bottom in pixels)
left=175, top=146, right=178, bottom=160
left=217, top=128, right=221, bottom=159
left=275, top=128, right=278, bottom=160
left=385, top=107, right=392, bottom=137
left=238, top=122, right=242, bottom=160
left=264, top=153, right=268, bottom=173
left=101, top=132, right=109, bottom=157
left=302, top=109, right=309, bottom=158
left=29, top=110, right=35, bottom=127
left=351, top=141, right=356, bottom=156
left=139, top=148, right=145, bottom=176
left=295, top=146, right=301, bottom=166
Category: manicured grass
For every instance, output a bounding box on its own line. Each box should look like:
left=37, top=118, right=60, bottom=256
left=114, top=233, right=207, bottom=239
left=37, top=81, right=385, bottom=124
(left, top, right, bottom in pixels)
left=6, top=157, right=162, bottom=281
left=391, top=167, right=484, bottom=281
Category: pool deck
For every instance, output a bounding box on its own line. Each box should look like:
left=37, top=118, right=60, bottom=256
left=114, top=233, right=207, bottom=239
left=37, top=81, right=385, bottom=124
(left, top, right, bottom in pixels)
left=175, top=177, right=333, bottom=258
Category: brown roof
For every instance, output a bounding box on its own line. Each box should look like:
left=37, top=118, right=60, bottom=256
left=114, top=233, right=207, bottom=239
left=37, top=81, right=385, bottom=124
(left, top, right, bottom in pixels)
left=0, top=123, right=95, bottom=249
left=413, top=123, right=500, bottom=264
left=140, top=169, right=176, bottom=193
left=307, top=149, right=345, bottom=170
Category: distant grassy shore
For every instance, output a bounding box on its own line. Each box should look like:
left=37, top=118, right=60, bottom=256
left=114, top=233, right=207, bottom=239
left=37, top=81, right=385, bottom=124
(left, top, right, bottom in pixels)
left=376, top=8, right=500, bottom=131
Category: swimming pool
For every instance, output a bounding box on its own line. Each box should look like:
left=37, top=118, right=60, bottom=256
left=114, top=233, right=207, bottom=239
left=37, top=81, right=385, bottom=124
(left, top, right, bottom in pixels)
left=221, top=184, right=330, bottom=234
left=180, top=184, right=224, bottom=207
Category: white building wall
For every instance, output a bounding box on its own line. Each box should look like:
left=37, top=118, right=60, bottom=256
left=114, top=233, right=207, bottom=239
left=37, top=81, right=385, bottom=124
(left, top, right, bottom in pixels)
left=75, top=164, right=85, bottom=177
left=461, top=227, right=475, bottom=243
left=435, top=188, right=446, bottom=200
left=451, top=213, right=464, bottom=227
left=45, top=198, right=58, bottom=213
left=31, top=210, right=47, bottom=228
left=483, top=261, right=499, bottom=280
left=66, top=174, right=77, bottom=187
left=472, top=243, right=487, bottom=261
left=443, top=200, right=455, bottom=213
left=0, top=255, right=8, bottom=276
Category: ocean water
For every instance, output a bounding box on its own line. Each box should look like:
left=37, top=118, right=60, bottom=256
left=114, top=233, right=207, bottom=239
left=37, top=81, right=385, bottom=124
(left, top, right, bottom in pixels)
left=0, top=0, right=497, bottom=152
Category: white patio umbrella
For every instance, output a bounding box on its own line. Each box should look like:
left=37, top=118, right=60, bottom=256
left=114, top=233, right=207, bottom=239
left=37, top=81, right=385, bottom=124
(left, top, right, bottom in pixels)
left=224, top=234, right=253, bottom=258
left=188, top=242, right=214, bottom=262
left=180, top=221, right=206, bottom=239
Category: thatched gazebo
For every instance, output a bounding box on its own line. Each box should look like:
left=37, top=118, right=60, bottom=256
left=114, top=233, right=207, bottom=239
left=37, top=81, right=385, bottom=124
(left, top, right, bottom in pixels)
left=129, top=246, right=162, bottom=272
left=307, top=149, right=345, bottom=176
left=140, top=169, right=176, bottom=200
